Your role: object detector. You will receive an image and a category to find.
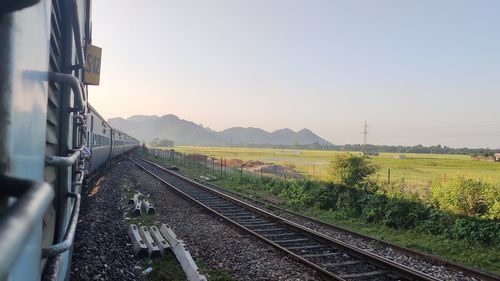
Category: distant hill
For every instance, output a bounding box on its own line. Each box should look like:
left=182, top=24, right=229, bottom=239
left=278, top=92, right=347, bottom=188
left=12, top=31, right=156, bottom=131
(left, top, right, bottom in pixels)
left=108, top=114, right=332, bottom=146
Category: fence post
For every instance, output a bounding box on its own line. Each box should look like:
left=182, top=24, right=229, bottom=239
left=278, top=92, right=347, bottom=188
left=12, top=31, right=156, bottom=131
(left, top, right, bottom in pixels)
left=260, top=167, right=263, bottom=180
left=220, top=157, right=223, bottom=178
left=240, top=165, right=243, bottom=177
left=224, top=159, right=227, bottom=176
left=387, top=168, right=391, bottom=184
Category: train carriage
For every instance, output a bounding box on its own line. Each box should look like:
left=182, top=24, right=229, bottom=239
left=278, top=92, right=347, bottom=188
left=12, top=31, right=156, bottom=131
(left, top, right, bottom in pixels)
left=0, top=1, right=139, bottom=280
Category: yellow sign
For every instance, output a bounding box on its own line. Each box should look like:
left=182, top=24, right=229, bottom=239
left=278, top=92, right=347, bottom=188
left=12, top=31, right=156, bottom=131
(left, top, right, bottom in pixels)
left=84, top=45, right=102, bottom=85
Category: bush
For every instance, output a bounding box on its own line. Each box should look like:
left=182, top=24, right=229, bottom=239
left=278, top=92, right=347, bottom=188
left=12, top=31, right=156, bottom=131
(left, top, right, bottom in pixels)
left=221, top=167, right=499, bottom=246
left=328, top=153, right=377, bottom=188
left=358, top=194, right=388, bottom=223
left=416, top=208, right=455, bottom=235
left=278, top=182, right=310, bottom=208
left=449, top=218, right=500, bottom=245
left=431, top=176, right=500, bottom=218
left=335, top=189, right=359, bottom=214
left=383, top=198, right=428, bottom=229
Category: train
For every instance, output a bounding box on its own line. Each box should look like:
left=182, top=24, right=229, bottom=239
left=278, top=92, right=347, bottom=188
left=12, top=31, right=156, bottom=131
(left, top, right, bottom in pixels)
left=0, top=1, right=139, bottom=280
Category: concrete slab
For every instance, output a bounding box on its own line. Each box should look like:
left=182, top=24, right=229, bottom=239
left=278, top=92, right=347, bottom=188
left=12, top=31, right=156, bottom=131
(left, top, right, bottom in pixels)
left=160, top=224, right=207, bottom=281
left=127, top=224, right=148, bottom=258
left=133, top=192, right=141, bottom=205
left=150, top=226, right=170, bottom=255
left=133, top=200, right=142, bottom=216
left=139, top=226, right=161, bottom=258
left=159, top=224, right=182, bottom=248
left=142, top=199, right=155, bottom=214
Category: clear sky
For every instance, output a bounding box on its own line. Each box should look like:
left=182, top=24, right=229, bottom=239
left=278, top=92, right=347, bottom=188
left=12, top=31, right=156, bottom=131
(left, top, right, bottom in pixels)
left=89, top=0, right=500, bottom=148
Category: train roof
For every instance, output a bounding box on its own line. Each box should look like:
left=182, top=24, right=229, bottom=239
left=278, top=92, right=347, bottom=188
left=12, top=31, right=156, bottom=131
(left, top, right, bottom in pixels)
left=88, top=104, right=139, bottom=142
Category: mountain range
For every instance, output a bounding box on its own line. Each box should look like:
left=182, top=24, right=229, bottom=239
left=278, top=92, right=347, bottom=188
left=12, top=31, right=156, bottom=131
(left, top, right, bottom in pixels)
left=108, top=114, right=332, bottom=146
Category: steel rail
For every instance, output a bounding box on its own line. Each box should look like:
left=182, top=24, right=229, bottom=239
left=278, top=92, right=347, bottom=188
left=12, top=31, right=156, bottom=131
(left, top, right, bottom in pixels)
left=195, top=177, right=500, bottom=281
left=131, top=155, right=443, bottom=281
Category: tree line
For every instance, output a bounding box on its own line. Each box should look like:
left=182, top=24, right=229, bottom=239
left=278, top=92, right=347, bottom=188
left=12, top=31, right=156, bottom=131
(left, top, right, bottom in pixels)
left=242, top=143, right=498, bottom=156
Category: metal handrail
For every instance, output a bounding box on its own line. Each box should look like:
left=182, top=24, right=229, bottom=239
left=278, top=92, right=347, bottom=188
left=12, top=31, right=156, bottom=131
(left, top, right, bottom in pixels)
left=45, top=148, right=82, bottom=167
left=72, top=114, right=85, bottom=125
left=48, top=72, right=84, bottom=112
left=70, top=0, right=85, bottom=69
left=41, top=191, right=81, bottom=258
left=0, top=176, right=55, bottom=280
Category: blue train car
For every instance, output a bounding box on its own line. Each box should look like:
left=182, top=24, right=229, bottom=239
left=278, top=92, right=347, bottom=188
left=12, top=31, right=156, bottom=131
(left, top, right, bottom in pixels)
left=0, top=1, right=139, bottom=280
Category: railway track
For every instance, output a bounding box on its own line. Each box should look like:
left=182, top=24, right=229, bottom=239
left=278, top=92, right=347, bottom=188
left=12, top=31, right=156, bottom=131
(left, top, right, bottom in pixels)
left=195, top=176, right=500, bottom=281
left=130, top=155, right=446, bottom=281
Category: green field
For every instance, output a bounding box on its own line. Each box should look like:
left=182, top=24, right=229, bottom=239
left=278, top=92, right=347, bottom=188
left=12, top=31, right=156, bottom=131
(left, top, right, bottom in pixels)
left=172, top=146, right=500, bottom=186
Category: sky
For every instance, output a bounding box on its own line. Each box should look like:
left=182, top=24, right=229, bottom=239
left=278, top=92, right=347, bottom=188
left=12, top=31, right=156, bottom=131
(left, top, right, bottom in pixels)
left=89, top=0, right=500, bottom=148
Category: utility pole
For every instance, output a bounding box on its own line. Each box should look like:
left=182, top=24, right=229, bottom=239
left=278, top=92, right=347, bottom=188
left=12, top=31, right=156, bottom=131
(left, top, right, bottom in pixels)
left=362, top=121, right=369, bottom=154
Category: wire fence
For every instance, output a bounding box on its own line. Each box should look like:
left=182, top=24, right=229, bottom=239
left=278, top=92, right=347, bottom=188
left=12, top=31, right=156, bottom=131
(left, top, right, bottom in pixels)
left=146, top=147, right=449, bottom=188
left=146, top=147, right=303, bottom=181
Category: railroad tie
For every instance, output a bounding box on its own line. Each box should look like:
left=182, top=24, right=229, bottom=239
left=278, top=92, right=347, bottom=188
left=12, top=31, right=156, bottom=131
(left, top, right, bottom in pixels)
left=302, top=252, right=342, bottom=258
left=139, top=226, right=161, bottom=258
left=133, top=199, right=142, bottom=216
left=127, top=224, right=148, bottom=258
left=150, top=226, right=170, bottom=255
left=142, top=199, right=155, bottom=214
left=287, top=244, right=330, bottom=251
left=133, top=192, right=141, bottom=205
left=273, top=238, right=310, bottom=244
left=340, top=270, right=389, bottom=279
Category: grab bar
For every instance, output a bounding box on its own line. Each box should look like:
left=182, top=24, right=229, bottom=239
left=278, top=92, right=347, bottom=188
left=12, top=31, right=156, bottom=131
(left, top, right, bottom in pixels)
left=48, top=72, right=84, bottom=112
left=41, top=191, right=81, bottom=258
left=45, top=148, right=82, bottom=167
left=0, top=176, right=54, bottom=280
left=70, top=0, right=85, bottom=69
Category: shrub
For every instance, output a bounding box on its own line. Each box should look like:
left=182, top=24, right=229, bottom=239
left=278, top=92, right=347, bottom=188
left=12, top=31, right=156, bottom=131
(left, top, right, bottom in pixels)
left=416, top=208, right=454, bottom=235
left=278, top=182, right=310, bottom=208
left=431, top=176, right=499, bottom=218
left=449, top=218, right=500, bottom=245
left=335, top=189, right=359, bottom=214
left=328, top=153, right=377, bottom=188
left=358, top=194, right=388, bottom=223
left=383, top=198, right=428, bottom=229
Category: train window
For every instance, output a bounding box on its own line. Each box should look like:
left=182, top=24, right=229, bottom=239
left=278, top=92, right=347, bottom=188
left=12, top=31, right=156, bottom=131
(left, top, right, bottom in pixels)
left=92, top=133, right=110, bottom=147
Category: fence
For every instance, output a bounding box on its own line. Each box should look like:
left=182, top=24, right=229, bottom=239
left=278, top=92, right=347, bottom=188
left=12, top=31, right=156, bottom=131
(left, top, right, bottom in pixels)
left=145, top=147, right=302, bottom=181
left=145, top=147, right=450, bottom=189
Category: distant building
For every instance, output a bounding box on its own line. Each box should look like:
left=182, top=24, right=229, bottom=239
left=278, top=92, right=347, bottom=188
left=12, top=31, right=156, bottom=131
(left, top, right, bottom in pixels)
left=495, top=153, right=500, bottom=162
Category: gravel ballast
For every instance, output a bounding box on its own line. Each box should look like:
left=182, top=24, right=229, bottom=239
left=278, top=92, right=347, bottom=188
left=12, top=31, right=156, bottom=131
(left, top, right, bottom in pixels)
left=71, top=162, right=144, bottom=281
left=127, top=160, right=319, bottom=280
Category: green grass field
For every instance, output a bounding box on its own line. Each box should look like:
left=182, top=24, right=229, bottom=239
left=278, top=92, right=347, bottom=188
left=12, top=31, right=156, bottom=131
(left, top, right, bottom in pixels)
left=172, top=146, right=500, bottom=186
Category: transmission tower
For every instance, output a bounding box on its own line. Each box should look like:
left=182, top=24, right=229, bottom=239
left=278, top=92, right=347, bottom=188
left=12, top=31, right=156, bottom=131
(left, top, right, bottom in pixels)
left=362, top=121, right=369, bottom=153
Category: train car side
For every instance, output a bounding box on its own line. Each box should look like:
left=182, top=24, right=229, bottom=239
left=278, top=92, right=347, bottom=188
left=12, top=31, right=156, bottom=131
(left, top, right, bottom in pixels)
left=0, top=1, right=139, bottom=281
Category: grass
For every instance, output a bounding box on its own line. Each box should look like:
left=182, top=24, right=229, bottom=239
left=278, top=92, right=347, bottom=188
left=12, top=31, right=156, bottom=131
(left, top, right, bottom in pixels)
left=142, top=254, right=187, bottom=281
left=197, top=262, right=235, bottom=281
left=139, top=149, right=500, bottom=274
left=170, top=146, right=500, bottom=186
